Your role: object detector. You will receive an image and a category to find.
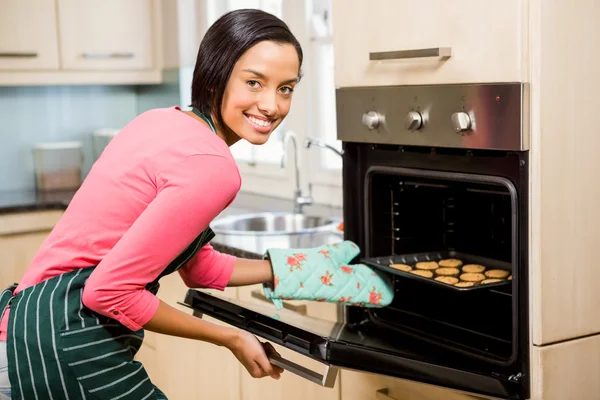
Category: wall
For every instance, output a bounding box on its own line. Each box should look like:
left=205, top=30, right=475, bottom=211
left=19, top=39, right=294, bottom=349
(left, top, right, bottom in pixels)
left=0, top=70, right=181, bottom=191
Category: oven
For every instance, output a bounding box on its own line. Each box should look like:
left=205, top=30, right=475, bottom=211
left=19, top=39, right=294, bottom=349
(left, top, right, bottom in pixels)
left=184, top=82, right=530, bottom=399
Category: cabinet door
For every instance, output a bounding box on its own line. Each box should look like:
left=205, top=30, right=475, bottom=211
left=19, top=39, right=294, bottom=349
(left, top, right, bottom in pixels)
left=341, top=370, right=478, bottom=400
left=332, top=0, right=524, bottom=87
left=531, top=335, right=600, bottom=400
left=149, top=273, right=240, bottom=400
left=237, top=285, right=340, bottom=400
left=0, top=210, right=64, bottom=288
left=0, top=0, right=60, bottom=70
left=57, top=0, right=154, bottom=70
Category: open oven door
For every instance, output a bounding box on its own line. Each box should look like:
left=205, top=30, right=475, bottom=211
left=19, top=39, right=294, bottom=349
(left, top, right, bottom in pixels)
left=182, top=289, right=527, bottom=400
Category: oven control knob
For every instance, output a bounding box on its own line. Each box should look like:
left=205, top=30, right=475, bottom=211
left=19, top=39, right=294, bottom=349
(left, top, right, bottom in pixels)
left=451, top=112, right=472, bottom=132
left=362, top=111, right=384, bottom=130
left=404, top=111, right=423, bottom=131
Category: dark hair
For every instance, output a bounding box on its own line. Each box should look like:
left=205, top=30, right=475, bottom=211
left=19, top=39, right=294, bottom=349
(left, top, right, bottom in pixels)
left=190, top=9, right=303, bottom=130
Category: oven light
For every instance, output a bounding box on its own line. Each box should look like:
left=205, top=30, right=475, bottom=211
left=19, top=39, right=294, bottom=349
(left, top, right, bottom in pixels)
left=496, top=95, right=501, bottom=102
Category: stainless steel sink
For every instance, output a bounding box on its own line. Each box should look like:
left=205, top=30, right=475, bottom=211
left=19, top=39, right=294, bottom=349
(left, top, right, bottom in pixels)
left=210, top=212, right=342, bottom=236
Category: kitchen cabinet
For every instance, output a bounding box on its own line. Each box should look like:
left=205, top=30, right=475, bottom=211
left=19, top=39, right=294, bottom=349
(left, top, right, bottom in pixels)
left=57, top=0, right=154, bottom=71
left=0, top=0, right=164, bottom=86
left=341, top=370, right=480, bottom=400
left=530, top=333, right=600, bottom=400
left=331, top=0, right=525, bottom=88
left=134, top=273, right=241, bottom=400
left=0, top=0, right=60, bottom=71
left=236, top=284, right=340, bottom=400
left=529, top=0, right=600, bottom=345
left=0, top=210, right=63, bottom=288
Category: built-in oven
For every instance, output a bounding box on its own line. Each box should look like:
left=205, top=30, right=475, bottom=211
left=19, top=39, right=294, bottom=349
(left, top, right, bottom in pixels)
left=184, top=83, right=530, bottom=399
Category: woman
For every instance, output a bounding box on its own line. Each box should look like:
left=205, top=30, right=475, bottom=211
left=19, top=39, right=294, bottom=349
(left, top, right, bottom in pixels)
left=0, top=9, right=305, bottom=399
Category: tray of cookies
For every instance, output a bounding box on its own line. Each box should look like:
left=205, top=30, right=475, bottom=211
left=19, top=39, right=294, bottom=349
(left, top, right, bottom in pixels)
left=361, top=251, right=512, bottom=291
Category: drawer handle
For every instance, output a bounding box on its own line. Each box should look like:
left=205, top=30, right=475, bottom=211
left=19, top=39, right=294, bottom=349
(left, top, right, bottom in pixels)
left=81, top=52, right=135, bottom=59
left=369, top=47, right=451, bottom=60
left=0, top=52, right=38, bottom=58
left=376, top=388, right=401, bottom=400
left=268, top=353, right=338, bottom=388
left=251, top=290, right=307, bottom=315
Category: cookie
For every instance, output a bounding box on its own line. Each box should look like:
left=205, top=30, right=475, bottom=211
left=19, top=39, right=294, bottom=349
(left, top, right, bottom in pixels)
left=439, top=258, right=463, bottom=268
left=410, top=270, right=434, bottom=278
left=436, top=267, right=460, bottom=276
left=460, top=272, right=486, bottom=282
left=462, top=264, right=486, bottom=273
left=435, top=276, right=459, bottom=285
left=415, top=261, right=439, bottom=270
left=484, top=269, right=510, bottom=279
left=390, top=263, right=412, bottom=272
left=508, top=275, right=512, bottom=280
left=481, top=278, right=502, bottom=284
left=454, top=281, right=475, bottom=288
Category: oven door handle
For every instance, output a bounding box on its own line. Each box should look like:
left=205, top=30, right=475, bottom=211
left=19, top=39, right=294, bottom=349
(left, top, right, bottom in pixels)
left=268, top=353, right=339, bottom=388
left=369, top=47, right=451, bottom=60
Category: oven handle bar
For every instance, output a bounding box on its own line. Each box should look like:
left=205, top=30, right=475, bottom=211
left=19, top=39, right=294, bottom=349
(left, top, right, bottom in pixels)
left=268, top=353, right=339, bottom=388
left=369, top=47, right=451, bottom=60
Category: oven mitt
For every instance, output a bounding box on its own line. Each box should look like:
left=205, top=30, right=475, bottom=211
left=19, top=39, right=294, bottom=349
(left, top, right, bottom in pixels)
left=262, top=240, right=394, bottom=310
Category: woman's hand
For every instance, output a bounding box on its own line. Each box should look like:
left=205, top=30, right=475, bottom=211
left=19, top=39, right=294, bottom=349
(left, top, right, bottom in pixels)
left=227, top=330, right=283, bottom=380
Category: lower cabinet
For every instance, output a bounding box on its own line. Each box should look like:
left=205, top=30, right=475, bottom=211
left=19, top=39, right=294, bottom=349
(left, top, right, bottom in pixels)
left=340, top=370, right=477, bottom=400
left=136, top=273, right=241, bottom=400
left=0, top=210, right=64, bottom=288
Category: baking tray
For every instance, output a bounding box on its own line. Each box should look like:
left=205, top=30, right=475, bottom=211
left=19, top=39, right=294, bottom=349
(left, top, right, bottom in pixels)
left=361, top=251, right=512, bottom=291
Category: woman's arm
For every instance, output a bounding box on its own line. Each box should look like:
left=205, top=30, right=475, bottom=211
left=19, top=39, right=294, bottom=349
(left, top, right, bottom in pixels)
left=227, top=258, right=273, bottom=286
left=178, top=244, right=273, bottom=289
left=144, top=299, right=282, bottom=379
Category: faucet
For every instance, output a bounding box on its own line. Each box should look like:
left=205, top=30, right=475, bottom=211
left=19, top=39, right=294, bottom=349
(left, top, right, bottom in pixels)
left=281, top=131, right=313, bottom=214
left=304, top=136, right=344, bottom=157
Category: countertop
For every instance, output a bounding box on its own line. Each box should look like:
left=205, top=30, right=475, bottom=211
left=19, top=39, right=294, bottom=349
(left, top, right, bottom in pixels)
left=0, top=189, right=75, bottom=215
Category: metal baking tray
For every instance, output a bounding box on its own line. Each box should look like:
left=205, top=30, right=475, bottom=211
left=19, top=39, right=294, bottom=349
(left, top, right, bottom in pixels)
left=361, top=251, right=512, bottom=291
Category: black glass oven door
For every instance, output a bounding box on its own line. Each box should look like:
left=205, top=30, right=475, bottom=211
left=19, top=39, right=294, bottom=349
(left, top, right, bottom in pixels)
left=183, top=290, right=526, bottom=400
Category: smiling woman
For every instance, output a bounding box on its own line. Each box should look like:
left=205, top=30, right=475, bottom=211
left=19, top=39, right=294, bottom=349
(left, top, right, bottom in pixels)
left=0, top=8, right=319, bottom=400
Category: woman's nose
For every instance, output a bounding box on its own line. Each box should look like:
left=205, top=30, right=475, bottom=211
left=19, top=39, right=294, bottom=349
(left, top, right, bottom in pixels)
left=257, top=91, right=278, bottom=116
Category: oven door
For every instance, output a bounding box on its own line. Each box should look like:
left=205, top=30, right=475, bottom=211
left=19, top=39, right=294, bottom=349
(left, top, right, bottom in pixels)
left=183, top=289, right=525, bottom=400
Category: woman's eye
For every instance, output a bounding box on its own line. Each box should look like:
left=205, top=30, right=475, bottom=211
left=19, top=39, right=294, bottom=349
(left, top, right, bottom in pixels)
left=247, top=80, right=261, bottom=89
left=279, top=86, right=294, bottom=95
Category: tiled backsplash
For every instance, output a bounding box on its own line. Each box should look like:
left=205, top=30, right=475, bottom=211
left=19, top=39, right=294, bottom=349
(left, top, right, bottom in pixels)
left=0, top=70, right=181, bottom=191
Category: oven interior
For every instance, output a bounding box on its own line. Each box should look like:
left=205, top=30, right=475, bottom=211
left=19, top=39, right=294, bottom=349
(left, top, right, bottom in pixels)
left=363, top=170, right=517, bottom=364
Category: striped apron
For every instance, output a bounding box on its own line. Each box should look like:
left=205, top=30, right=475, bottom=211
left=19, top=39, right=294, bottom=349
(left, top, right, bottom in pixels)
left=0, top=227, right=216, bottom=400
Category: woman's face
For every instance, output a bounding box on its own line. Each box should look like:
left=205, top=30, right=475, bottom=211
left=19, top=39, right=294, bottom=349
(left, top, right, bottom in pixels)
left=220, top=40, right=300, bottom=145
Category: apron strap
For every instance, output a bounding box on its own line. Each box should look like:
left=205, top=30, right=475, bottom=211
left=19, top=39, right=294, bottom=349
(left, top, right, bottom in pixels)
left=191, top=107, right=217, bottom=134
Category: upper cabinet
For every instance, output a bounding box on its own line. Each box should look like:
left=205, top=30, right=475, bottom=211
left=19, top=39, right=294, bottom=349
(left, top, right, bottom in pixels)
left=0, top=0, right=166, bottom=86
left=332, top=0, right=526, bottom=87
left=57, top=0, right=154, bottom=71
left=0, top=0, right=60, bottom=70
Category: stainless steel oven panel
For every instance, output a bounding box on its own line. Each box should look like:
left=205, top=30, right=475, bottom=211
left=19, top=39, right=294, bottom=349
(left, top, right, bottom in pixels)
left=336, top=83, right=529, bottom=151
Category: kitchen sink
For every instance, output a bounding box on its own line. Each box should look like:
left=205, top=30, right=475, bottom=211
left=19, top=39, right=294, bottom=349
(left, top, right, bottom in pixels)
left=210, top=212, right=342, bottom=236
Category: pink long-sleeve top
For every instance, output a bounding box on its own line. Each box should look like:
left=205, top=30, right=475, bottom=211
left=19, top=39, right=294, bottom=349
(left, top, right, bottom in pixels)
left=0, top=106, right=241, bottom=341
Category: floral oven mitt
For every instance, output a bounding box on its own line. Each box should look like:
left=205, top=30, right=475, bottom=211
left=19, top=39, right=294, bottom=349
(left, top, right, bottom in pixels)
left=262, top=240, right=394, bottom=310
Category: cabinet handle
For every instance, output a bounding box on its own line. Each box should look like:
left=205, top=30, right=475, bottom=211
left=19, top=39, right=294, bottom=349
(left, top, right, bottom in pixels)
left=0, top=52, right=38, bottom=58
left=376, top=388, right=402, bottom=400
left=250, top=290, right=308, bottom=315
left=81, top=52, right=135, bottom=59
left=268, top=353, right=338, bottom=388
left=369, top=47, right=451, bottom=60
